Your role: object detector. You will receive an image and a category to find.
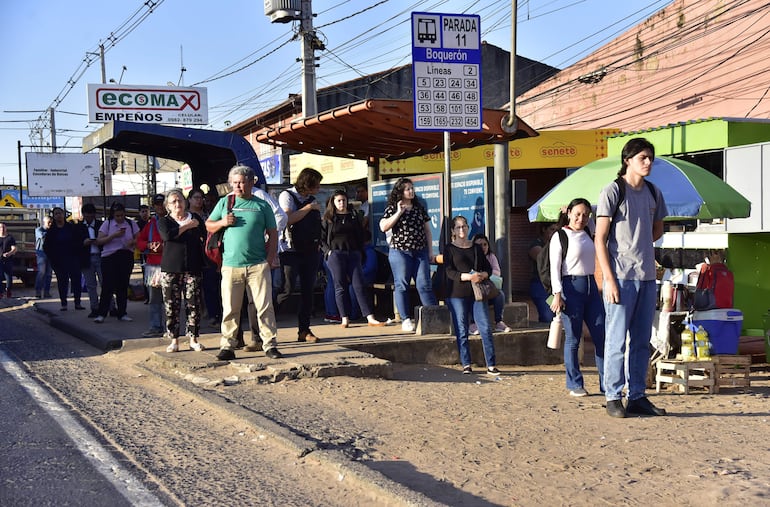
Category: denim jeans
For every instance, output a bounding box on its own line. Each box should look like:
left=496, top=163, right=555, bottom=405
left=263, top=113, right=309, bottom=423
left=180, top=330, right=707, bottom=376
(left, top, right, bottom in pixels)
left=560, top=275, right=605, bottom=391
left=0, top=258, right=11, bottom=293
left=603, top=279, right=656, bottom=401
left=447, top=296, right=496, bottom=368
left=388, top=248, right=437, bottom=320
left=148, top=285, right=164, bottom=330
left=35, top=250, right=52, bottom=295
left=529, top=278, right=554, bottom=322
left=81, top=253, right=102, bottom=311
left=327, top=250, right=373, bottom=319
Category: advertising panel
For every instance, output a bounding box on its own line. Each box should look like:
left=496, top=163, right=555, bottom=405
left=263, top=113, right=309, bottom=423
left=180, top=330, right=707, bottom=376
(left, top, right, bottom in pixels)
left=449, top=168, right=488, bottom=240
left=25, top=152, right=101, bottom=197
left=87, top=83, right=208, bottom=125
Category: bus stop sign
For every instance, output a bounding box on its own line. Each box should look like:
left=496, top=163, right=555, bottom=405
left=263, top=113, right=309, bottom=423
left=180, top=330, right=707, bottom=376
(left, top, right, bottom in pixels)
left=411, top=12, right=482, bottom=132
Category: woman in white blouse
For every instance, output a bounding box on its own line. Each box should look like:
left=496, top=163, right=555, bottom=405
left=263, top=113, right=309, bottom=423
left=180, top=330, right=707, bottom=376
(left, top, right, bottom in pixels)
left=548, top=198, right=605, bottom=398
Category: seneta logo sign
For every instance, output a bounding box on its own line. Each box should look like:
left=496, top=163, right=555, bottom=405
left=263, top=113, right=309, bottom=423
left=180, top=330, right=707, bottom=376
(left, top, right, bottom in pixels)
left=87, top=83, right=208, bottom=125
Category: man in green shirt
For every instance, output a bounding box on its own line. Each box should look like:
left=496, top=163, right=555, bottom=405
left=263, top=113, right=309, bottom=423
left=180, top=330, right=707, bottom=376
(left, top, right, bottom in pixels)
left=206, top=165, right=281, bottom=361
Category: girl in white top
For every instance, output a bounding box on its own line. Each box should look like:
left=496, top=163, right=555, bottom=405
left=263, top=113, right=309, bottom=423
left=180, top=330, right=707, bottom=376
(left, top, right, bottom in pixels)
left=547, top=198, right=606, bottom=398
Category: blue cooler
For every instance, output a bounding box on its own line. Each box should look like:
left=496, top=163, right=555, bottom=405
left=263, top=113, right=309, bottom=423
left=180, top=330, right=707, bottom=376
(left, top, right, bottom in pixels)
left=692, top=309, right=743, bottom=354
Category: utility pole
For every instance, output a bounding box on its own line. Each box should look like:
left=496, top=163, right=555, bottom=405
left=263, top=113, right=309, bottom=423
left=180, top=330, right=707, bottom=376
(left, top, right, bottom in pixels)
left=49, top=107, right=57, bottom=152
left=494, top=1, right=518, bottom=302
left=300, top=0, right=318, bottom=117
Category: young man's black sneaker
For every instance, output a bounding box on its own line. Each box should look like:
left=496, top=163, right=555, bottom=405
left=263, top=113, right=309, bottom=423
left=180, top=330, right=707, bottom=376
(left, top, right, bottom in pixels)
left=606, top=399, right=626, bottom=418
left=487, top=367, right=501, bottom=376
left=626, top=396, right=666, bottom=416
left=462, top=365, right=473, bottom=375
left=265, top=348, right=283, bottom=359
left=216, top=349, right=236, bottom=361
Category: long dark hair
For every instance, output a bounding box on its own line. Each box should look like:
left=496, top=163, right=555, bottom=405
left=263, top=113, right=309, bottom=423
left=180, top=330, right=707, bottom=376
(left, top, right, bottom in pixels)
left=619, top=137, right=655, bottom=176
left=386, top=177, right=425, bottom=212
left=323, top=189, right=349, bottom=223
left=558, top=198, right=592, bottom=228
left=471, top=233, right=494, bottom=254
left=108, top=201, right=125, bottom=221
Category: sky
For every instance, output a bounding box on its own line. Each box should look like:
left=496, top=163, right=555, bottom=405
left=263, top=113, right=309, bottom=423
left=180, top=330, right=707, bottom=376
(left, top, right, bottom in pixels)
left=0, top=0, right=672, bottom=186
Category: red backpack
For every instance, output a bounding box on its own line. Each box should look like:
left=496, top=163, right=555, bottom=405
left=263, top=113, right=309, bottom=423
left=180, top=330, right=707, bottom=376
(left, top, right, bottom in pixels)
left=693, top=262, right=734, bottom=310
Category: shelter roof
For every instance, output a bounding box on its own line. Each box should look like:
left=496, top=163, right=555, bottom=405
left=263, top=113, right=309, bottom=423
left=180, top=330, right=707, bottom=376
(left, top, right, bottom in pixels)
left=252, top=99, right=537, bottom=161
left=82, top=121, right=264, bottom=186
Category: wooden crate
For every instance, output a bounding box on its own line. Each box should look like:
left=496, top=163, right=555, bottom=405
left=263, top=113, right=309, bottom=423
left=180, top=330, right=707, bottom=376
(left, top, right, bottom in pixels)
left=655, top=359, right=716, bottom=394
left=713, top=355, right=751, bottom=393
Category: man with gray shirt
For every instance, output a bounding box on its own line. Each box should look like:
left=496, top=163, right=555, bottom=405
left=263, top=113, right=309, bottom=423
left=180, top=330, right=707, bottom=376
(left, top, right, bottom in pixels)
left=595, top=138, right=668, bottom=418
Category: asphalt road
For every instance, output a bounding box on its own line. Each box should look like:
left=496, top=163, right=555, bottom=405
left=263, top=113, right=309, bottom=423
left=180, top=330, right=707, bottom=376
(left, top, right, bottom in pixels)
left=0, top=296, right=402, bottom=506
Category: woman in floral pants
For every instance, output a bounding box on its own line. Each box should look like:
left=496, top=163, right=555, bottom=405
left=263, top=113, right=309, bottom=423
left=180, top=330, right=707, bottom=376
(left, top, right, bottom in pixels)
left=157, top=189, right=207, bottom=352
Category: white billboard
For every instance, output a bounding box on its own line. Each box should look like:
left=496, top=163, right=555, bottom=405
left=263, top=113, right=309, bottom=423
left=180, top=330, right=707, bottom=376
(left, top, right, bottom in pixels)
left=87, top=83, right=208, bottom=125
left=25, top=152, right=101, bottom=197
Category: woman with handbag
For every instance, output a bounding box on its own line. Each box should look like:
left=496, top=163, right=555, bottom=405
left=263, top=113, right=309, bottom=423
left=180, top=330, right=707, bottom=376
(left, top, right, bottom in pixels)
left=444, top=215, right=500, bottom=376
left=548, top=198, right=605, bottom=397
left=158, top=189, right=207, bottom=352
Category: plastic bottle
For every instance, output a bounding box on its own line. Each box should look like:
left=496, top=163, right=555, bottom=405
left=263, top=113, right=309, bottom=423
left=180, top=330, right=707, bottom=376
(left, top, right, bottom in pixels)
left=547, top=313, right=563, bottom=349
left=680, top=323, right=696, bottom=361
left=695, top=325, right=712, bottom=360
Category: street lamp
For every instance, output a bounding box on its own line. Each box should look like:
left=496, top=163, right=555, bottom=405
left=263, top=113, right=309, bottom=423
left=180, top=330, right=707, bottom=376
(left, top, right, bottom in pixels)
left=109, top=65, right=127, bottom=84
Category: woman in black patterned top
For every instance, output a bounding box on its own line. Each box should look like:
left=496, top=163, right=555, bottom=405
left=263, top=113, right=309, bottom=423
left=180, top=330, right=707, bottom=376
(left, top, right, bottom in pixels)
left=379, top=177, right=438, bottom=332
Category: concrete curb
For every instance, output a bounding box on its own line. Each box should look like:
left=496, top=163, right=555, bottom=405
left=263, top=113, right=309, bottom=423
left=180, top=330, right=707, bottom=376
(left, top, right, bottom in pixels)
left=135, top=361, right=442, bottom=507
left=32, top=302, right=124, bottom=350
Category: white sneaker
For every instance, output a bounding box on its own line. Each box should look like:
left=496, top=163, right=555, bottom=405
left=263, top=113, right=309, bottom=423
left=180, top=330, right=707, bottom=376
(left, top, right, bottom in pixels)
left=94, top=315, right=104, bottom=323
left=569, top=388, right=588, bottom=397
left=401, top=318, right=415, bottom=332
left=469, top=323, right=480, bottom=335
left=495, top=321, right=512, bottom=333
left=119, top=315, right=133, bottom=322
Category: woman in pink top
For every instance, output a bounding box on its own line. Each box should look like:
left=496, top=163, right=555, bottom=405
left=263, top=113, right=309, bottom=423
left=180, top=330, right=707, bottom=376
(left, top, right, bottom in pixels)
left=94, top=202, right=137, bottom=323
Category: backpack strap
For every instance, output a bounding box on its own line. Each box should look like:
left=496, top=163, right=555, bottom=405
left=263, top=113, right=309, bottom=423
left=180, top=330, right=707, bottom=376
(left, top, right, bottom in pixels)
left=611, top=176, right=658, bottom=218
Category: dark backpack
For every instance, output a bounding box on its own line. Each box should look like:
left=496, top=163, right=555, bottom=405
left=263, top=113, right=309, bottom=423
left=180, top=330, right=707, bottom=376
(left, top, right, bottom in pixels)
left=536, top=229, right=568, bottom=295
left=285, top=191, right=321, bottom=253
left=536, top=227, right=593, bottom=294
left=611, top=176, right=657, bottom=217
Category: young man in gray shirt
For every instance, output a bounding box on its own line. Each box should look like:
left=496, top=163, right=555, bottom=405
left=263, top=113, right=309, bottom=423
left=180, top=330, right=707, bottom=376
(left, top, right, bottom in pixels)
left=595, top=138, right=668, bottom=418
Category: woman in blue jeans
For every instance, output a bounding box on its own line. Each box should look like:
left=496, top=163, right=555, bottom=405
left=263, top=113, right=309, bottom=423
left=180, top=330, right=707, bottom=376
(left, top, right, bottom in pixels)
left=444, top=216, right=499, bottom=375
left=548, top=198, right=605, bottom=397
left=379, top=178, right=437, bottom=332
left=322, top=189, right=384, bottom=328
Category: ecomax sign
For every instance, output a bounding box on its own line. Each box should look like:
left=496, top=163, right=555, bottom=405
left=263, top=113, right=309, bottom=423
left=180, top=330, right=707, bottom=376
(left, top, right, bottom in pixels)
left=87, top=84, right=208, bottom=125
left=411, top=12, right=481, bottom=132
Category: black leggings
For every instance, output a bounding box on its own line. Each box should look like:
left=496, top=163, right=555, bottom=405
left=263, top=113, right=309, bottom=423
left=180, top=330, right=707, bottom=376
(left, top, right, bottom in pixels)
left=98, top=250, right=134, bottom=318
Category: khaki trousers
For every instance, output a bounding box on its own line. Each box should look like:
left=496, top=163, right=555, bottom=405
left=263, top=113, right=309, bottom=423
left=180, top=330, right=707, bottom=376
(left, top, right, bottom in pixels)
left=220, top=262, right=277, bottom=351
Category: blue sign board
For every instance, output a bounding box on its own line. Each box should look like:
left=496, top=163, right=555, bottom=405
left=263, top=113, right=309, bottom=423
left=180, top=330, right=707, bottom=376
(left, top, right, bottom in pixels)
left=411, top=12, right=482, bottom=132
left=0, top=189, right=64, bottom=209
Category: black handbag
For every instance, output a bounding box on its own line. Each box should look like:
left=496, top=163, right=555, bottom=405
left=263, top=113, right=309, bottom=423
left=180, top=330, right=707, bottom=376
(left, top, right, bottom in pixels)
left=471, top=246, right=499, bottom=301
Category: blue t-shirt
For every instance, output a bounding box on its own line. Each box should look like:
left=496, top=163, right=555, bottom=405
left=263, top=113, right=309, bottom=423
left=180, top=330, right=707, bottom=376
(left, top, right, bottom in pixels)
left=209, top=195, right=277, bottom=267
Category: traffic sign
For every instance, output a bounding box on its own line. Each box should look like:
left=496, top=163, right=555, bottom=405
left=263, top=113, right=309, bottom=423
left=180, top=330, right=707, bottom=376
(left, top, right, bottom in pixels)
left=411, top=12, right=482, bottom=132
left=1, top=194, right=21, bottom=208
